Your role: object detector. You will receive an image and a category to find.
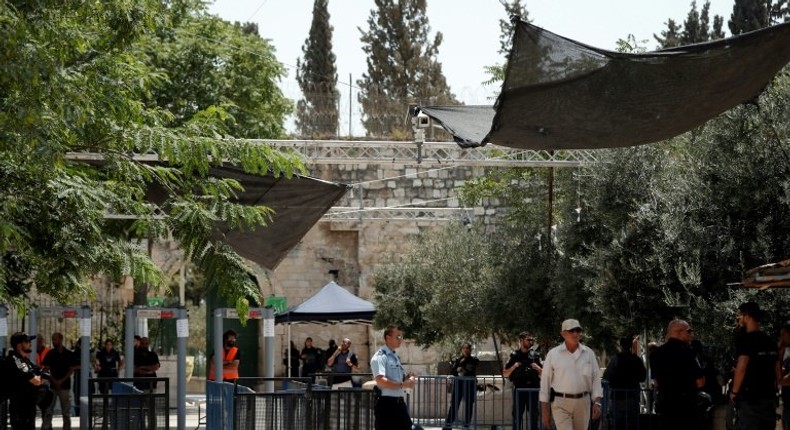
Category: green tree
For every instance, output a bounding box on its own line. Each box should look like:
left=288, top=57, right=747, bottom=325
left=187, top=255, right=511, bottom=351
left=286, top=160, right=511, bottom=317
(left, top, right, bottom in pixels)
left=295, top=0, right=340, bottom=139
left=0, top=0, right=304, bottom=316
left=657, top=1, right=725, bottom=48
left=357, top=0, right=458, bottom=139
left=139, top=11, right=291, bottom=139
left=483, top=0, right=529, bottom=86
left=729, top=0, right=769, bottom=34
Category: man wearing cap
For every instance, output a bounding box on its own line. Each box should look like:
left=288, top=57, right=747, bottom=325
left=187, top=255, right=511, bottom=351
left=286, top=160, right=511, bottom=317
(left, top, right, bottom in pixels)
left=3, top=332, right=45, bottom=430
left=540, top=319, right=603, bottom=430
left=370, top=324, right=416, bottom=430
left=503, top=331, right=543, bottom=430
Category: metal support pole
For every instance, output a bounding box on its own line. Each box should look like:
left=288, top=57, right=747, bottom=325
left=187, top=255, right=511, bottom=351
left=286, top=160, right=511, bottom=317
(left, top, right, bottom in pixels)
left=80, top=306, right=91, bottom=430
left=0, top=304, right=7, bottom=357
left=263, top=307, right=275, bottom=393
left=29, top=308, right=38, bottom=365
left=125, top=307, right=135, bottom=378
left=213, top=309, right=223, bottom=384
left=177, top=307, right=188, bottom=430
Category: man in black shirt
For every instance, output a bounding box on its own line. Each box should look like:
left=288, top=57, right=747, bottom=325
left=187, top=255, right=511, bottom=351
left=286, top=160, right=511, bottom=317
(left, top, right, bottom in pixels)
left=730, top=302, right=780, bottom=430
left=42, top=332, right=77, bottom=430
left=650, top=319, right=704, bottom=430
left=603, top=336, right=647, bottom=430
left=443, top=342, right=480, bottom=429
left=503, top=331, right=543, bottom=430
left=133, top=337, right=160, bottom=392
left=300, top=337, right=323, bottom=379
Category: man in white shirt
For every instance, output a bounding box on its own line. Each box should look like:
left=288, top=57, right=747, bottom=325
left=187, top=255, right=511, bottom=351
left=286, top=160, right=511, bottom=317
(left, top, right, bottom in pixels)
left=540, top=319, right=603, bottom=430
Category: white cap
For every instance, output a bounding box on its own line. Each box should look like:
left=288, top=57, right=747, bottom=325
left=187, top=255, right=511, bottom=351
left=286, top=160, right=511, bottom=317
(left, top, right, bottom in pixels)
left=561, top=319, right=582, bottom=331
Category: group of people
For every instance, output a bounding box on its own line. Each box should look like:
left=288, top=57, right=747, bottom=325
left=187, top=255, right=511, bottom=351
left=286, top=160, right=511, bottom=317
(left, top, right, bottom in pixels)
left=284, top=336, right=361, bottom=387
left=1, top=332, right=160, bottom=430
left=375, top=302, right=790, bottom=430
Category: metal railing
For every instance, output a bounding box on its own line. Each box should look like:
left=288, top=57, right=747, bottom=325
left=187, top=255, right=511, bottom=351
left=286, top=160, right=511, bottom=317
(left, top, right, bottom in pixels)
left=88, top=378, right=169, bottom=430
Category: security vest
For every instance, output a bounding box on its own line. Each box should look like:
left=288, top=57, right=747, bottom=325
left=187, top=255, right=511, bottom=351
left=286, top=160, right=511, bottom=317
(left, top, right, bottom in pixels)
left=208, top=347, right=239, bottom=381
left=36, top=347, right=51, bottom=366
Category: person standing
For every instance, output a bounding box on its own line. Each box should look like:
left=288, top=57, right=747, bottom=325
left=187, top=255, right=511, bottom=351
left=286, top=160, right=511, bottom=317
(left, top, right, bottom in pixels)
left=370, top=324, right=416, bottom=430
left=729, top=302, right=781, bottom=430
left=133, top=337, right=160, bottom=391
left=443, top=342, right=480, bottom=429
left=503, top=331, right=543, bottom=430
left=301, top=337, right=322, bottom=379
left=95, top=339, right=122, bottom=393
left=603, top=336, right=647, bottom=430
left=327, top=337, right=359, bottom=388
left=208, top=330, right=240, bottom=382
left=3, top=332, right=45, bottom=430
left=34, top=333, right=50, bottom=366
left=539, top=319, right=603, bottom=430
left=650, top=319, right=704, bottom=430
left=42, top=332, right=77, bottom=430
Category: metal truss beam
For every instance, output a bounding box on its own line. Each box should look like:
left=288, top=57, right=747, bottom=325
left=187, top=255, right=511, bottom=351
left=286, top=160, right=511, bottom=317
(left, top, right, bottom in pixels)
left=321, top=207, right=471, bottom=222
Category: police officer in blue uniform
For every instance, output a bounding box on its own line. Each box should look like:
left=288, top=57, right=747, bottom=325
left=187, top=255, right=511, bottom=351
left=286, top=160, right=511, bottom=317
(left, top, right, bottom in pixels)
left=370, top=324, right=416, bottom=430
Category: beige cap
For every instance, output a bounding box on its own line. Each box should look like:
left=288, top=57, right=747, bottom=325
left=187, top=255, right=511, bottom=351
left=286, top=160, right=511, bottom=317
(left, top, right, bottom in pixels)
left=561, top=319, right=582, bottom=331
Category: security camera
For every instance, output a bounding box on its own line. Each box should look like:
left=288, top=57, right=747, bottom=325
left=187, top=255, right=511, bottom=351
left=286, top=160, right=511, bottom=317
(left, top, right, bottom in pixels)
left=413, top=112, right=431, bottom=129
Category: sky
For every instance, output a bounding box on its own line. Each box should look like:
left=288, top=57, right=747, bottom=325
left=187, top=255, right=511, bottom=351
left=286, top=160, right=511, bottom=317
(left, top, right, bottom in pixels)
left=207, top=0, right=736, bottom=136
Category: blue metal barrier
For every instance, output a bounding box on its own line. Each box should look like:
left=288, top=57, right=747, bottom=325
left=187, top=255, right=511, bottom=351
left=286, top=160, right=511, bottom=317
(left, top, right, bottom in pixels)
left=206, top=381, right=236, bottom=430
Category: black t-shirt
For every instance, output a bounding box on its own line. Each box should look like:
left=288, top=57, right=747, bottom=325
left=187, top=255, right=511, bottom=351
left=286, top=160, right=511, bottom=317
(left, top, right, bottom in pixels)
left=96, top=348, right=122, bottom=376
left=450, top=355, right=480, bottom=377
left=603, top=352, right=647, bottom=390
left=301, top=347, right=322, bottom=373
left=735, top=330, right=778, bottom=400
left=506, top=348, right=542, bottom=388
left=42, top=347, right=77, bottom=390
left=651, top=338, right=703, bottom=398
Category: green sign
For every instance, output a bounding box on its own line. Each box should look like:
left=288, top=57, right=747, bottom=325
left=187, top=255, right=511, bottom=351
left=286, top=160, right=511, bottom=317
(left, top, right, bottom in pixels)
left=146, top=297, right=165, bottom=307
left=265, top=296, right=287, bottom=314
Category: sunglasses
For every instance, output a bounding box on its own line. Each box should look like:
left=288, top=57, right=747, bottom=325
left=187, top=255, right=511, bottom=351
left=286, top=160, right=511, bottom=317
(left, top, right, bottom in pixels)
left=567, top=328, right=583, bottom=334
left=389, top=335, right=403, bottom=340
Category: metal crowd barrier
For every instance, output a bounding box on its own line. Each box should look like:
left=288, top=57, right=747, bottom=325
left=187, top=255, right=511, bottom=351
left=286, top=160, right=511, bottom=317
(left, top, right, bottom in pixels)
left=207, top=377, right=375, bottom=430
left=88, top=378, right=170, bottom=430
left=407, top=376, right=665, bottom=430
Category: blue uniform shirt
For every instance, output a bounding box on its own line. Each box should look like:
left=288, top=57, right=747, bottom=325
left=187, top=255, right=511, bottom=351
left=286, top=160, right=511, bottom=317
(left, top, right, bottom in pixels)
left=371, top=345, right=405, bottom=397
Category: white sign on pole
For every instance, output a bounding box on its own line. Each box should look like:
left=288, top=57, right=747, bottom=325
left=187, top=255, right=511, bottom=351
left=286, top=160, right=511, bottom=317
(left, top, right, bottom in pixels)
left=176, top=319, right=189, bottom=338
left=263, top=318, right=275, bottom=337
left=80, top=318, right=91, bottom=337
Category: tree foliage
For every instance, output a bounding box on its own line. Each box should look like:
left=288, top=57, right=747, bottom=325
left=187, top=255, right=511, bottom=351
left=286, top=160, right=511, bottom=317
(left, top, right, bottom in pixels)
left=0, top=0, right=304, bottom=316
left=295, top=0, right=340, bottom=139
left=656, top=1, right=725, bottom=48
left=483, top=0, right=529, bottom=86
left=357, top=0, right=458, bottom=139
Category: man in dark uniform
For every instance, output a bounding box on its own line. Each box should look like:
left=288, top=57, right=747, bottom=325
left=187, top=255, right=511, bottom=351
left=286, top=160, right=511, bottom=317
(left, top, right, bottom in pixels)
left=650, top=319, right=704, bottom=430
left=95, top=339, right=122, bottom=393
left=729, top=302, right=780, bottom=430
left=503, top=331, right=543, bottom=430
left=3, top=332, right=45, bottom=430
left=370, top=324, right=416, bottom=430
left=443, top=341, right=480, bottom=429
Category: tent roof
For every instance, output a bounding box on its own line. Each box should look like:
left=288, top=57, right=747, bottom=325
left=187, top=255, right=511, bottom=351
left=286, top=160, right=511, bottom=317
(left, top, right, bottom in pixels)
left=735, top=259, right=790, bottom=289
left=416, top=20, right=790, bottom=150
left=275, top=281, right=376, bottom=325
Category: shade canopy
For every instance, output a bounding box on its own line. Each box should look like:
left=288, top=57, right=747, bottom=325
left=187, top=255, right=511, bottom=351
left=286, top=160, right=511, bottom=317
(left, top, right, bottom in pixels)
left=737, top=259, right=790, bottom=289
left=146, top=165, right=349, bottom=270
left=416, top=20, right=790, bottom=150
left=275, top=281, right=376, bottom=325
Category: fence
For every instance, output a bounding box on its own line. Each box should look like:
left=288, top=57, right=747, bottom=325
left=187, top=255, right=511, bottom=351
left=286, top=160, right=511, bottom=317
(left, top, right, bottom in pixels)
left=88, top=378, right=169, bottom=430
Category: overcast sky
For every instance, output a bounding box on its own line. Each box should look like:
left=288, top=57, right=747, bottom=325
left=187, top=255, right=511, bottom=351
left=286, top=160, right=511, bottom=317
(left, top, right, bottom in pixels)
left=207, top=0, right=736, bottom=136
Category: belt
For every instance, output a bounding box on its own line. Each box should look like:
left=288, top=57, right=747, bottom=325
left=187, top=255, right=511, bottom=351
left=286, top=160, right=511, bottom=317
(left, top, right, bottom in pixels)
left=377, top=396, right=405, bottom=404
left=554, top=391, right=590, bottom=399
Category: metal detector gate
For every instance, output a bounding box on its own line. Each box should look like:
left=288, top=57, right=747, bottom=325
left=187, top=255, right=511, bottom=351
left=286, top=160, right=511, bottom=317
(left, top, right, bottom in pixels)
left=28, top=306, right=92, bottom=430
left=123, top=306, right=188, bottom=430
left=207, top=307, right=275, bottom=430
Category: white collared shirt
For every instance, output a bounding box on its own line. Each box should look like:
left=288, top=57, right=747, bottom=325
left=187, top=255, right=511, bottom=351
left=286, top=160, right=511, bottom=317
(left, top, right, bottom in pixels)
left=539, top=342, right=603, bottom=403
